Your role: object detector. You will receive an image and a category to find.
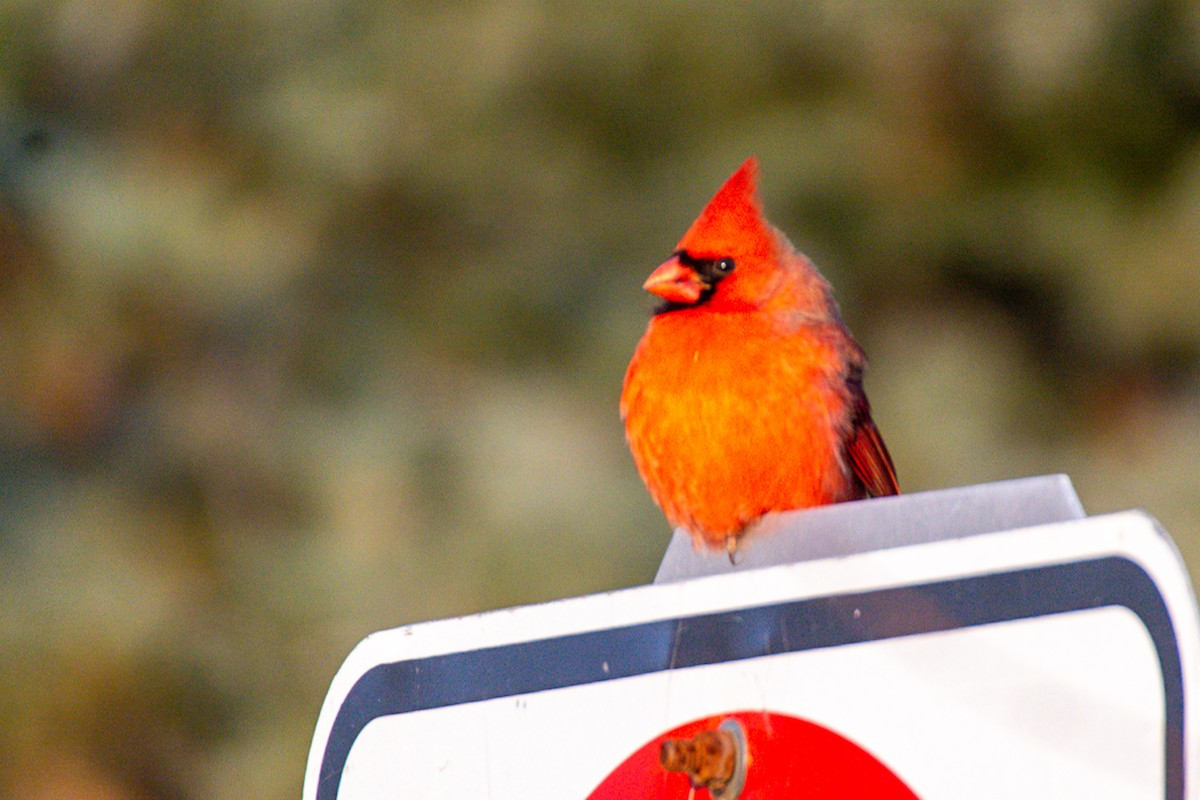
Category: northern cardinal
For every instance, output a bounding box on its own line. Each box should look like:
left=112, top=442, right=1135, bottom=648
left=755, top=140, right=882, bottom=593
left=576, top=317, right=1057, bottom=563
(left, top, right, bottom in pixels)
left=621, top=157, right=898, bottom=552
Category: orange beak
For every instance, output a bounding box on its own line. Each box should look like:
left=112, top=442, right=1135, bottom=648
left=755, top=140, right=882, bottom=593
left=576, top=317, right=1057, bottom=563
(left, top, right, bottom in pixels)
left=643, top=256, right=708, bottom=305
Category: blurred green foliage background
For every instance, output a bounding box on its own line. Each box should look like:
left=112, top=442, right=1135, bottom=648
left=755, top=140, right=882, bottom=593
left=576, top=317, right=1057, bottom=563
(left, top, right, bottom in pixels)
left=1, top=0, right=1199, bottom=797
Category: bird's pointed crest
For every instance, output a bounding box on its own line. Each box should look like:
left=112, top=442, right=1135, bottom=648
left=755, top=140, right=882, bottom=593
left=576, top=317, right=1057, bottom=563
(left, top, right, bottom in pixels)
left=676, top=156, right=776, bottom=261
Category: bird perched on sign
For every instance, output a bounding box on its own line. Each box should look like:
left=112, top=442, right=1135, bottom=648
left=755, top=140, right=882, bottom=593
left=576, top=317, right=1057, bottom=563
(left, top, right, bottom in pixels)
left=621, top=157, right=898, bottom=553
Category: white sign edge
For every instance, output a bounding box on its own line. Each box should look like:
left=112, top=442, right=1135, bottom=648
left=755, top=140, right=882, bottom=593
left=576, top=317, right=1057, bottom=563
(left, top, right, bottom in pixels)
left=302, top=509, right=1200, bottom=799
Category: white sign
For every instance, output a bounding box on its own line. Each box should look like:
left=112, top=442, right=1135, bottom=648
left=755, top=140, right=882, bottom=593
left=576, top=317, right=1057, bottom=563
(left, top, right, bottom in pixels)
left=303, top=507, right=1199, bottom=799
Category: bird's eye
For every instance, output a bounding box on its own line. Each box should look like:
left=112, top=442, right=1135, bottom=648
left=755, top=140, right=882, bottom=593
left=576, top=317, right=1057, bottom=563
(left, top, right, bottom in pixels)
left=715, top=258, right=735, bottom=274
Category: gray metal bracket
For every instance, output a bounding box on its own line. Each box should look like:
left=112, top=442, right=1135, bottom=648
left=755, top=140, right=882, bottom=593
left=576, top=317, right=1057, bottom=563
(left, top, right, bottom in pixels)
left=655, top=474, right=1086, bottom=584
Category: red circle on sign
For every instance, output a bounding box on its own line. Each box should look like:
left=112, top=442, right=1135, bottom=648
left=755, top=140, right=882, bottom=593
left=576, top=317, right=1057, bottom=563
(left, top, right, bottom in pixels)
left=586, top=711, right=919, bottom=799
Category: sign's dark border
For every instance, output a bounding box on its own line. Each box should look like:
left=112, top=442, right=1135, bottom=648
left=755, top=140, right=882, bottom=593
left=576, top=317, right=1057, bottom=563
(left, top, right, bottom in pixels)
left=315, top=557, right=1184, bottom=799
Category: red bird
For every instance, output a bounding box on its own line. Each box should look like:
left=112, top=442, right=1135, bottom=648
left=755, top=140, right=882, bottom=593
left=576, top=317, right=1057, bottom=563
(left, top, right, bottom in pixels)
left=621, top=157, right=898, bottom=553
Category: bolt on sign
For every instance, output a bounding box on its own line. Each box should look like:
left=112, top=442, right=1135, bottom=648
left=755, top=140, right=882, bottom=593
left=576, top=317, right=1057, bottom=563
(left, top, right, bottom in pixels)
left=303, top=478, right=1200, bottom=799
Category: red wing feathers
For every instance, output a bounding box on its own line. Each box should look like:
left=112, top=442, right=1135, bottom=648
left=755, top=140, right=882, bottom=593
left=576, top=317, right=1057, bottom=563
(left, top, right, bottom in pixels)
left=846, top=401, right=899, bottom=498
